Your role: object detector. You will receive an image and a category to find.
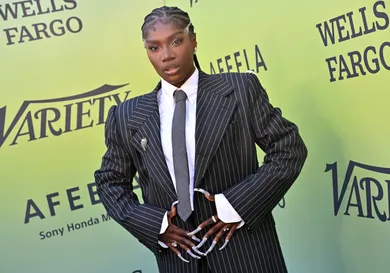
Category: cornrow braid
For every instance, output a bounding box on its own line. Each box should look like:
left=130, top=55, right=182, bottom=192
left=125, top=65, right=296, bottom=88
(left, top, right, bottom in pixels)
left=141, top=6, right=201, bottom=70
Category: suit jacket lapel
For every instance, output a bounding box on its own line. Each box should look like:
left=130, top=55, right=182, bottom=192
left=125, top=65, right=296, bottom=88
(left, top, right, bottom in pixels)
left=127, top=82, right=177, bottom=200
left=194, top=71, right=237, bottom=187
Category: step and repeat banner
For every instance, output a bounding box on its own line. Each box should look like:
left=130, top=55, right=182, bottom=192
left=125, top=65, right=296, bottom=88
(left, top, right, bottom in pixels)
left=0, top=1, right=164, bottom=272
left=1, top=0, right=389, bottom=273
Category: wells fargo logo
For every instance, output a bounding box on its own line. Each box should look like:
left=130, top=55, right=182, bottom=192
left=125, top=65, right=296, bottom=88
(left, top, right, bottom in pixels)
left=325, top=160, right=390, bottom=222
left=0, top=84, right=131, bottom=148
left=189, top=0, right=199, bottom=7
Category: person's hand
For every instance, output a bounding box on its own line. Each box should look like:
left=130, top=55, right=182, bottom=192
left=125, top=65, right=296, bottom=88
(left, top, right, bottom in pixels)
left=159, top=201, right=205, bottom=262
left=188, top=189, right=240, bottom=255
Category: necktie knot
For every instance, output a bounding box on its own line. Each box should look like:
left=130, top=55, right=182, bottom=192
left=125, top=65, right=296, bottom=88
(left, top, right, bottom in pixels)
left=174, top=89, right=187, bottom=103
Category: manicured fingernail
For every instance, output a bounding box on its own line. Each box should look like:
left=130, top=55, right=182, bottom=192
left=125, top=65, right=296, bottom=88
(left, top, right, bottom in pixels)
left=187, top=250, right=201, bottom=259
left=192, top=246, right=206, bottom=256
left=187, top=227, right=202, bottom=236
left=219, top=239, right=229, bottom=250
left=205, top=240, right=217, bottom=254
left=196, top=238, right=207, bottom=249
left=192, top=236, right=201, bottom=242
left=177, top=253, right=189, bottom=263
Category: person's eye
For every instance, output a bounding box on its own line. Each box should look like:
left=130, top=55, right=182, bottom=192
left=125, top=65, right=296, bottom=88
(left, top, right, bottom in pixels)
left=148, top=46, right=159, bottom=51
left=172, top=38, right=183, bottom=46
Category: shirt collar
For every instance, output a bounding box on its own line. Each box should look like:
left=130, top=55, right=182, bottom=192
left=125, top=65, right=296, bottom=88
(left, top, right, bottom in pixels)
left=160, top=67, right=199, bottom=104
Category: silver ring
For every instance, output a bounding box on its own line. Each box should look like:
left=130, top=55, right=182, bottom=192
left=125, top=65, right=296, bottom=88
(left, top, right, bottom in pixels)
left=171, top=241, right=178, bottom=247
left=212, top=216, right=217, bottom=223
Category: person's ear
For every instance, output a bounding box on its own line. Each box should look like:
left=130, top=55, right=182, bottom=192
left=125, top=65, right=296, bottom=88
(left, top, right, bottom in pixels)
left=192, top=33, right=197, bottom=52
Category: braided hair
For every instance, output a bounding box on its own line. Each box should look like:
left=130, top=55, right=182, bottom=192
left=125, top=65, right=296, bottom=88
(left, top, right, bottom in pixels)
left=141, top=6, right=201, bottom=70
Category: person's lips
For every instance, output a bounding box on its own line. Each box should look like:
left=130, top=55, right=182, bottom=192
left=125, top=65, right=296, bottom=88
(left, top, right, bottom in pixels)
left=163, top=64, right=180, bottom=76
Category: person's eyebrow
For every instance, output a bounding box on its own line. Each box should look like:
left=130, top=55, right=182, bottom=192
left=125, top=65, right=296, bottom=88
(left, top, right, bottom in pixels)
left=144, top=31, right=185, bottom=44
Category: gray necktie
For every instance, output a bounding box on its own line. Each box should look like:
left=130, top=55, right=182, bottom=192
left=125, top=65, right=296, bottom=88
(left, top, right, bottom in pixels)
left=172, top=89, right=191, bottom=221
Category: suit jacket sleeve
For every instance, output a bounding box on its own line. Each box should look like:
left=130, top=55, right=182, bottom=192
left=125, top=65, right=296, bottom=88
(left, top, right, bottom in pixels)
left=223, top=73, right=308, bottom=231
left=94, top=105, right=166, bottom=255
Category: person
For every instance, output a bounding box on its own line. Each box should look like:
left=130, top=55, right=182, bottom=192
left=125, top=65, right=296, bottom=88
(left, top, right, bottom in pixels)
left=94, top=5, right=307, bottom=273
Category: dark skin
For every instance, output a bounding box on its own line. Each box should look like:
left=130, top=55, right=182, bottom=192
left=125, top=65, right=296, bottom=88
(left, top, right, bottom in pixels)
left=144, top=21, right=197, bottom=88
left=189, top=189, right=240, bottom=255
left=143, top=21, right=240, bottom=261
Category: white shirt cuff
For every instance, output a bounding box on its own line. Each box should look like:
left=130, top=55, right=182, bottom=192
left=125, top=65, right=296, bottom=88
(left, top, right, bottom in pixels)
left=158, top=211, right=169, bottom=248
left=160, top=211, right=169, bottom=234
left=215, top=193, right=245, bottom=229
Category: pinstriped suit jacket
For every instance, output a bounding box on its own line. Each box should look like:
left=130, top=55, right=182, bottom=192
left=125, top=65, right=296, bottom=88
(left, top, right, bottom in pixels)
left=94, top=71, right=307, bottom=273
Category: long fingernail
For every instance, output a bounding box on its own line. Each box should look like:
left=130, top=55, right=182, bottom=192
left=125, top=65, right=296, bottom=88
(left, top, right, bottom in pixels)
left=194, top=188, right=210, bottom=195
left=177, top=253, right=189, bottom=263
left=187, top=227, right=202, bottom=236
left=187, top=250, right=201, bottom=259
left=219, top=239, right=229, bottom=250
left=192, top=236, right=201, bottom=242
left=192, top=246, right=206, bottom=256
left=196, top=238, right=207, bottom=249
left=205, top=240, right=217, bottom=255
left=171, top=201, right=179, bottom=209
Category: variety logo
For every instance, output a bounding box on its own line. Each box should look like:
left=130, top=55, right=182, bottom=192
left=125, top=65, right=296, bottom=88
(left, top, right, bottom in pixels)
left=325, top=160, right=390, bottom=222
left=0, top=84, right=131, bottom=148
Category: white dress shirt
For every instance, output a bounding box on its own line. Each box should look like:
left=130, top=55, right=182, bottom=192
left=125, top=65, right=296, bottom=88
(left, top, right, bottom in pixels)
left=157, top=68, right=244, bottom=247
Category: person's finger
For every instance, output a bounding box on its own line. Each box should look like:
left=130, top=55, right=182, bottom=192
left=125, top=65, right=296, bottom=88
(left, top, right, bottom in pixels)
left=169, top=224, right=193, bottom=238
left=165, top=231, right=201, bottom=251
left=171, top=200, right=179, bottom=210
left=224, top=223, right=237, bottom=242
left=196, top=221, right=225, bottom=249
left=194, top=188, right=215, bottom=202
left=206, top=195, right=215, bottom=202
left=187, top=215, right=219, bottom=236
left=191, top=236, right=201, bottom=242
left=171, top=201, right=178, bottom=217
left=214, top=224, right=231, bottom=243
left=204, top=224, right=231, bottom=254
left=167, top=242, right=189, bottom=263
left=160, top=227, right=189, bottom=244
left=201, top=220, right=225, bottom=239
left=187, top=226, right=202, bottom=236
left=174, top=234, right=198, bottom=248
left=177, top=253, right=190, bottom=263
left=177, top=242, right=201, bottom=259
left=167, top=201, right=179, bottom=220
left=163, top=228, right=207, bottom=256
left=176, top=236, right=206, bottom=256
left=191, top=245, right=206, bottom=256
left=194, top=188, right=211, bottom=196
left=165, top=225, right=202, bottom=247
left=219, top=223, right=238, bottom=251
left=195, top=237, right=208, bottom=249
left=163, top=233, right=206, bottom=256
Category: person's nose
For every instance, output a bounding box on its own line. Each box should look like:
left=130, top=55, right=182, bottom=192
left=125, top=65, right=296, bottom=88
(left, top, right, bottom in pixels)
left=161, top=46, right=174, bottom=62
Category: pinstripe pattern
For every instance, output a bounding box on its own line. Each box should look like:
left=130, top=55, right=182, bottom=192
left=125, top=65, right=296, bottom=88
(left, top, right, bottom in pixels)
left=94, top=71, right=307, bottom=273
